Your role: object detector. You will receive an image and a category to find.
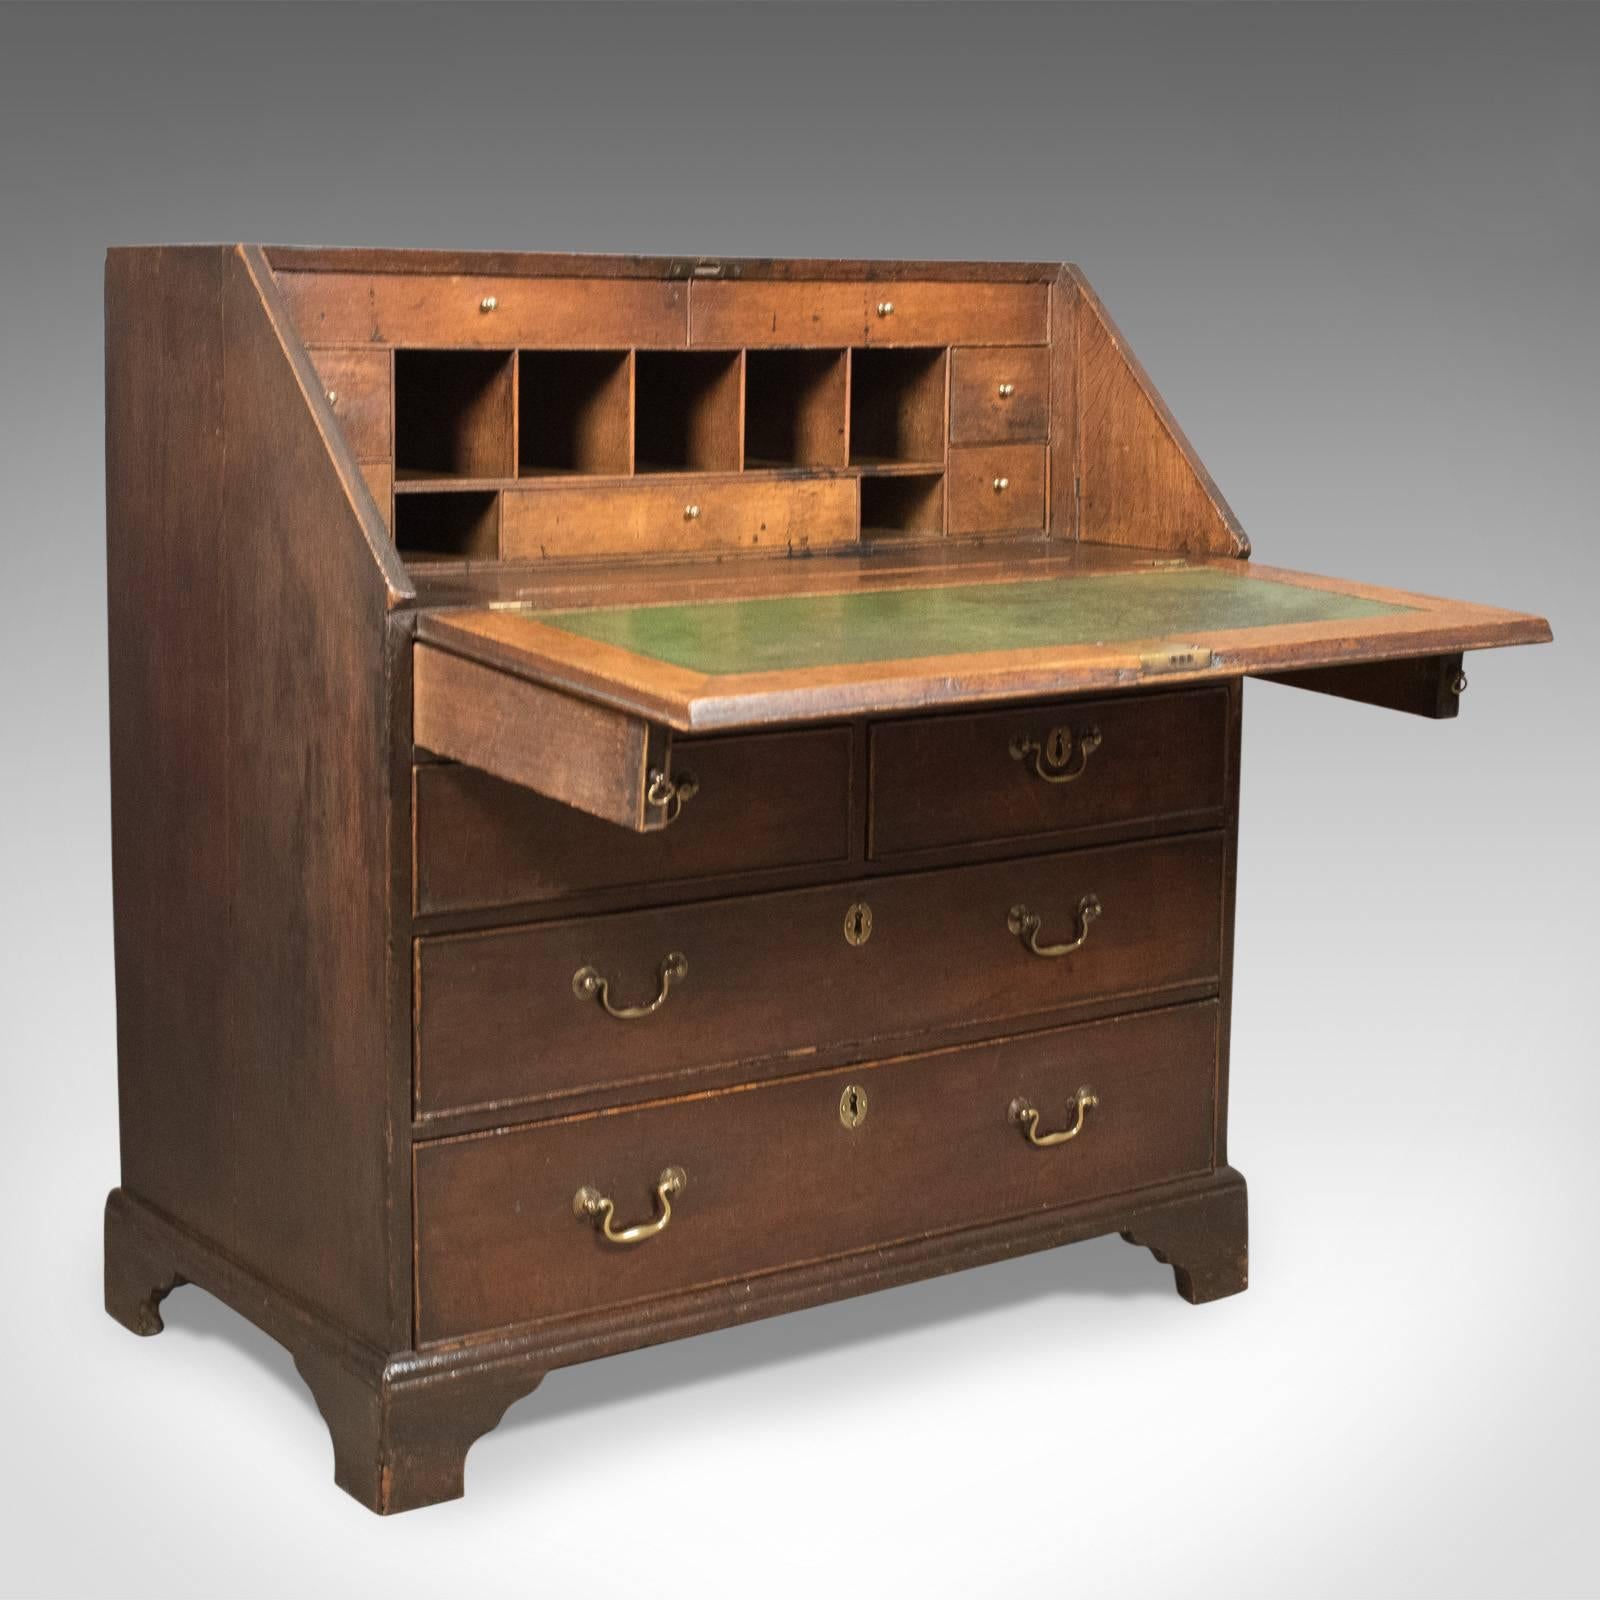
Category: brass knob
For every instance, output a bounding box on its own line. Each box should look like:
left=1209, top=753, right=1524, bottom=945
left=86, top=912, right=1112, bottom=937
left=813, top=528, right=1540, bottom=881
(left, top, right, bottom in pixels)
left=997, top=382, right=1016, bottom=398
left=325, top=390, right=338, bottom=406
left=876, top=300, right=895, bottom=317
left=479, top=295, right=498, bottom=313
left=684, top=503, right=701, bottom=520
left=993, top=476, right=1010, bottom=493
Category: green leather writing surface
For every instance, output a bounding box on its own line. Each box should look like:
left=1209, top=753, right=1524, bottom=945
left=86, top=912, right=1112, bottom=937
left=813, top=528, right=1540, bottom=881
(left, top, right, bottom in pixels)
left=530, top=569, right=1411, bottom=676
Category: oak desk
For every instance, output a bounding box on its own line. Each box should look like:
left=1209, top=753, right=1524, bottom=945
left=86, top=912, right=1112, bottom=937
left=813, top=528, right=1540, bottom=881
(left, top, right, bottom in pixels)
left=103, top=247, right=1550, bottom=1512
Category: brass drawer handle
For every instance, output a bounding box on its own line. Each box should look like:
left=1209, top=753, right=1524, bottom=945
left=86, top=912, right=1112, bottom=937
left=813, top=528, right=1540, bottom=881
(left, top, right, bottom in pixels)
left=572, top=952, right=688, bottom=1019
left=997, top=382, right=1016, bottom=398
left=646, top=768, right=699, bottom=826
left=574, top=1167, right=686, bottom=1246
left=876, top=300, right=895, bottom=317
left=1009, top=723, right=1102, bottom=784
left=1008, top=894, right=1102, bottom=958
left=1010, top=1087, right=1098, bottom=1147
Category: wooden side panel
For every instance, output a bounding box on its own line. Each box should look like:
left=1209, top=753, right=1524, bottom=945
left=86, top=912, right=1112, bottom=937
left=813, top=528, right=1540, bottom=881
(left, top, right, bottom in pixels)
left=106, top=245, right=398, bottom=1346
left=1074, top=269, right=1248, bottom=559
left=414, top=644, right=664, bottom=831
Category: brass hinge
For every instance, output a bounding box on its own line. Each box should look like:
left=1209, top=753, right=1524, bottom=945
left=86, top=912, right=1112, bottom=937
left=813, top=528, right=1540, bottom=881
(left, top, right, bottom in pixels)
left=1139, top=643, right=1214, bottom=674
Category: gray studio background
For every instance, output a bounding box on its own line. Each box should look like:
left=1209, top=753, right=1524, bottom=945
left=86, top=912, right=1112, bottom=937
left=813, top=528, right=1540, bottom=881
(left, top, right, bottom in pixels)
left=2, top=4, right=1595, bottom=1597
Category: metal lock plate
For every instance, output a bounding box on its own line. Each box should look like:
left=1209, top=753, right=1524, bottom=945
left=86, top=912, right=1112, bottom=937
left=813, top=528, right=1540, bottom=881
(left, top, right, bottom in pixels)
left=839, top=1084, right=869, bottom=1129
left=844, top=902, right=873, bottom=946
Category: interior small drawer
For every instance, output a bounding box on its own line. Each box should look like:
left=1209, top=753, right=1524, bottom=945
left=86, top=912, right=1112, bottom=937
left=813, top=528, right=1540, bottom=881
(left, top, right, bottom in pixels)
left=275, top=270, right=689, bottom=348
left=308, top=348, right=391, bottom=461
left=413, top=833, right=1223, bottom=1118
left=866, top=282, right=1048, bottom=347
left=500, top=476, right=858, bottom=560
left=414, top=727, right=853, bottom=916
left=414, top=1000, right=1219, bottom=1343
left=950, top=347, right=1050, bottom=444
left=947, top=444, right=1047, bottom=534
left=870, top=687, right=1229, bottom=858
left=689, top=280, right=869, bottom=346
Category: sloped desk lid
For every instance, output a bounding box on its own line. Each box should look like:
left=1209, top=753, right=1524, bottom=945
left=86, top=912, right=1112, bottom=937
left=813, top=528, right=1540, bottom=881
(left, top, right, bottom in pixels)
left=414, top=550, right=1550, bottom=734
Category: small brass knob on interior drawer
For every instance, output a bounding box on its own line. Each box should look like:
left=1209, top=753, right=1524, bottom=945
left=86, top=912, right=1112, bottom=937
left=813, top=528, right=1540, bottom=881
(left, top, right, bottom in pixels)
left=997, top=382, right=1016, bottom=398
left=479, top=295, right=498, bottom=313
left=325, top=389, right=338, bottom=407
left=876, top=300, right=895, bottom=317
left=993, top=476, right=1010, bottom=493
left=684, top=503, right=701, bottom=520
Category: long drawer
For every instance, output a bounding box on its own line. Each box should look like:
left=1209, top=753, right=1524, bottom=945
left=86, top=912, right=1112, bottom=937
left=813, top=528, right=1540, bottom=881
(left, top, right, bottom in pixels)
left=414, top=1000, right=1219, bottom=1342
left=414, top=833, right=1224, bottom=1117
left=414, top=727, right=855, bottom=915
left=869, top=686, right=1230, bottom=858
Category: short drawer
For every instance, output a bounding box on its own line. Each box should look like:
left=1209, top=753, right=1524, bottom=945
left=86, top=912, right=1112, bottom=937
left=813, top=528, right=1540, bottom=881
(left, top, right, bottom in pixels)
left=947, top=444, right=1047, bottom=534
left=949, top=347, right=1050, bottom=444
left=690, top=281, right=869, bottom=346
left=414, top=727, right=854, bottom=916
left=308, top=348, right=391, bottom=460
left=500, top=475, right=858, bottom=560
left=414, top=833, right=1224, bottom=1117
left=276, top=271, right=688, bottom=349
left=414, top=1000, right=1219, bottom=1341
left=870, top=687, right=1230, bottom=857
left=866, top=282, right=1048, bottom=347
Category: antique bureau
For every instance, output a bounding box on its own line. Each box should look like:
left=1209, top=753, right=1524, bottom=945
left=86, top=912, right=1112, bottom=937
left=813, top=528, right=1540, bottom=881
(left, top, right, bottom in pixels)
left=104, top=247, right=1550, bottom=1512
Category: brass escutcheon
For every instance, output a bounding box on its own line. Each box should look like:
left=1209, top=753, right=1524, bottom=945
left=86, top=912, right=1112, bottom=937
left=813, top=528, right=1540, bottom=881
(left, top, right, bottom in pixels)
left=844, top=902, right=873, bottom=946
left=839, top=1084, right=869, bottom=1129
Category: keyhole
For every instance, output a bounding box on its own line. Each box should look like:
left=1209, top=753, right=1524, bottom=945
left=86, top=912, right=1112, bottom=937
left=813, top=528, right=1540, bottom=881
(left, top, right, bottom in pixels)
left=1046, top=726, right=1071, bottom=768
left=839, top=1084, right=869, bottom=1129
left=843, top=902, right=873, bottom=946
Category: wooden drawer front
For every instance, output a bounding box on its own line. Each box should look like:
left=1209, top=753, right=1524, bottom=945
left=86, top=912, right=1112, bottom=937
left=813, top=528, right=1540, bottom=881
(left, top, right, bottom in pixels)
left=690, top=281, right=869, bottom=347
left=415, top=1000, right=1218, bottom=1341
left=500, top=476, right=858, bottom=560
left=870, top=688, right=1230, bottom=858
left=276, top=272, right=688, bottom=349
left=950, top=347, right=1050, bottom=444
left=948, top=445, right=1047, bottom=533
left=415, top=728, right=854, bottom=916
left=414, top=833, right=1223, bottom=1117
left=308, top=348, right=391, bottom=460
left=867, top=282, right=1049, bottom=347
